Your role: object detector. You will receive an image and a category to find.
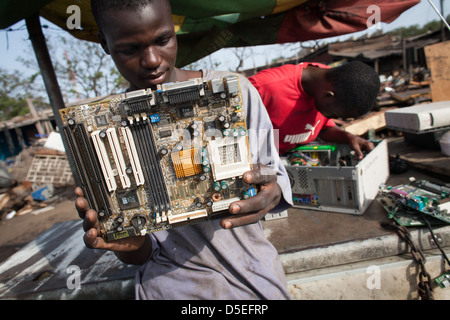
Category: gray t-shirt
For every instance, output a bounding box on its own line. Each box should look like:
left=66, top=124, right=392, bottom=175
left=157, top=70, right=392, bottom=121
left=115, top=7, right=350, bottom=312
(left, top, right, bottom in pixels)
left=135, top=70, right=293, bottom=300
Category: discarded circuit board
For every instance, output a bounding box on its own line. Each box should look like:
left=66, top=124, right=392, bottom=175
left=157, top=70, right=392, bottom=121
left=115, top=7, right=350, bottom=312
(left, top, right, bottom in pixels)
left=60, top=76, right=255, bottom=241
left=377, top=180, right=450, bottom=226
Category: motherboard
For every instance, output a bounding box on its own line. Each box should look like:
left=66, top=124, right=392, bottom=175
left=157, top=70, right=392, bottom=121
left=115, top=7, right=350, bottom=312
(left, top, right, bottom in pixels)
left=60, top=76, right=255, bottom=241
left=377, top=179, right=450, bottom=226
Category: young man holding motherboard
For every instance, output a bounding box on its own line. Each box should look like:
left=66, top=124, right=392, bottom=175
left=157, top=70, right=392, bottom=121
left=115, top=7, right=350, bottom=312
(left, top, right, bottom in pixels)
left=75, top=0, right=293, bottom=299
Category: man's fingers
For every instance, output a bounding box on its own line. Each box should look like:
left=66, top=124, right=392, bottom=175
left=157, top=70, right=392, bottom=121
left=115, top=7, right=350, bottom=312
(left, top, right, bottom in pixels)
left=243, top=165, right=277, bottom=186
left=75, top=196, right=90, bottom=219
left=221, top=212, right=264, bottom=229
left=84, top=228, right=108, bottom=250
left=229, top=191, right=271, bottom=216
left=222, top=186, right=280, bottom=229
left=83, top=209, right=100, bottom=232
left=364, top=141, right=375, bottom=152
left=75, top=187, right=83, bottom=198
left=354, top=148, right=364, bottom=161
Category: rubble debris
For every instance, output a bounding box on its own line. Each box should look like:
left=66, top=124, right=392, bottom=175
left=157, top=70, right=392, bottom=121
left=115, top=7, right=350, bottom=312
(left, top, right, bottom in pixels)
left=31, top=184, right=54, bottom=201
left=0, top=131, right=76, bottom=221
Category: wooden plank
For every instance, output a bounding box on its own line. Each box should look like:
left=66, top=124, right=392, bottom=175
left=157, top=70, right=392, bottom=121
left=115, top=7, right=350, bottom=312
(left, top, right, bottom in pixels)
left=342, top=108, right=397, bottom=136
left=425, top=41, right=450, bottom=102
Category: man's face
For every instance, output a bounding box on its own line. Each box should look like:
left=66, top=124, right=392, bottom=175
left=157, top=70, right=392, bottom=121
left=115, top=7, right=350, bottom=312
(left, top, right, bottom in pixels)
left=314, top=93, right=342, bottom=119
left=315, top=103, right=343, bottom=119
left=314, top=83, right=357, bottom=120
left=99, top=2, right=178, bottom=90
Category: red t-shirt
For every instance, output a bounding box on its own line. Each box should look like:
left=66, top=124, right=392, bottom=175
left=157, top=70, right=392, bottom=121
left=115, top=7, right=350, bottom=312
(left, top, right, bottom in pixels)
left=249, top=62, right=336, bottom=154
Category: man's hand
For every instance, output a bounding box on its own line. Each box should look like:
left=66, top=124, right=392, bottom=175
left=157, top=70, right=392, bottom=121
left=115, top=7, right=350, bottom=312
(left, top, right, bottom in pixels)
left=220, top=164, right=282, bottom=229
left=319, top=126, right=374, bottom=160
left=346, top=134, right=374, bottom=160
left=75, top=187, right=151, bottom=265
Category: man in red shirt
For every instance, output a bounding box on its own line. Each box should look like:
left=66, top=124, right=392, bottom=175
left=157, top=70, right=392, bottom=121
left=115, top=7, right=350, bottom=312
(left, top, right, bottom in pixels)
left=249, top=61, right=380, bottom=160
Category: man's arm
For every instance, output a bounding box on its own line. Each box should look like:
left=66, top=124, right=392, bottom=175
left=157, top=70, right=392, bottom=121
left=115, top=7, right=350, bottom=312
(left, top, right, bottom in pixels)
left=318, top=125, right=374, bottom=160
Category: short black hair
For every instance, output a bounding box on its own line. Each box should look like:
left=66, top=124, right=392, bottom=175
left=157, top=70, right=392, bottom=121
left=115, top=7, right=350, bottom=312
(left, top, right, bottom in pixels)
left=91, top=0, right=167, bottom=30
left=325, top=61, right=380, bottom=118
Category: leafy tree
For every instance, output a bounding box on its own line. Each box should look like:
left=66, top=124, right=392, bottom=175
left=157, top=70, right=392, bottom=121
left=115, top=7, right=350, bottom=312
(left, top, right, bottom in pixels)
left=388, top=15, right=450, bottom=37
left=18, top=32, right=129, bottom=104
left=55, top=35, right=129, bottom=99
left=0, top=67, right=48, bottom=121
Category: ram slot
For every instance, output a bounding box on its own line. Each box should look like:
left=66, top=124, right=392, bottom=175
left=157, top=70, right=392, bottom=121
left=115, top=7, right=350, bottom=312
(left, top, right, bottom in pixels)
left=91, top=130, right=117, bottom=192
left=142, top=118, right=171, bottom=213
left=130, top=119, right=171, bottom=214
left=106, top=128, right=131, bottom=189
left=63, top=126, right=99, bottom=214
left=120, top=126, right=145, bottom=186
left=131, top=120, right=163, bottom=213
left=73, top=124, right=112, bottom=217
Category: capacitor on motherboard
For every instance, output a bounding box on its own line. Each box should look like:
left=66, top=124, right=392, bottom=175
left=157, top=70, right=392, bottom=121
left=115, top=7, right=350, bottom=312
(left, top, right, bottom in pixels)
left=205, top=197, right=213, bottom=207
left=159, top=147, right=168, bottom=156
left=213, top=182, right=221, bottom=192
left=190, top=121, right=198, bottom=130
left=189, top=121, right=200, bottom=138
left=194, top=197, right=203, bottom=208
left=67, top=118, right=76, bottom=126
left=99, top=130, right=107, bottom=139
left=218, top=114, right=226, bottom=122
left=220, top=181, right=228, bottom=190
left=173, top=143, right=183, bottom=152
left=191, top=130, right=200, bottom=138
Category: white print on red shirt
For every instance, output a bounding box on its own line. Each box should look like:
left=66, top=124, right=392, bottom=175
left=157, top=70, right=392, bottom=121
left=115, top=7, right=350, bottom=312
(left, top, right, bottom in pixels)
left=283, top=119, right=321, bottom=145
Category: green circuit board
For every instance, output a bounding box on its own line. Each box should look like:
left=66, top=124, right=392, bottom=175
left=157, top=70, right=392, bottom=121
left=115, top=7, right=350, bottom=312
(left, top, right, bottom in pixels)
left=60, top=76, right=256, bottom=241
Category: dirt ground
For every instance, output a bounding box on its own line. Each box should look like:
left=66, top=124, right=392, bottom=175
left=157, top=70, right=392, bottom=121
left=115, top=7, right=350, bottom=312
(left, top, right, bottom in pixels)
left=0, top=186, right=80, bottom=264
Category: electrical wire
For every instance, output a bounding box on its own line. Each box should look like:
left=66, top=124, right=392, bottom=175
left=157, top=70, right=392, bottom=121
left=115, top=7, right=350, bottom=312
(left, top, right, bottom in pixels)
left=422, top=214, right=450, bottom=267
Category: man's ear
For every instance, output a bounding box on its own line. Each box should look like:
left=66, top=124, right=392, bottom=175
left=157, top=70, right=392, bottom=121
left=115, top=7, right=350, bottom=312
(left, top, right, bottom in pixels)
left=325, top=90, right=335, bottom=97
left=98, top=31, right=110, bottom=55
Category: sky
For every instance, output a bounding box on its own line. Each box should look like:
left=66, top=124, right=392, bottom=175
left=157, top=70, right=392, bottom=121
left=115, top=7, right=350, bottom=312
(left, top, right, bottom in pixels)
left=0, top=0, right=446, bottom=76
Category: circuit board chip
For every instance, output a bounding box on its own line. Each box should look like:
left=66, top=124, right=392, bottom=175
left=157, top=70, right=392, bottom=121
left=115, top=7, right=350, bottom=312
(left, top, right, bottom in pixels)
left=60, top=76, right=255, bottom=241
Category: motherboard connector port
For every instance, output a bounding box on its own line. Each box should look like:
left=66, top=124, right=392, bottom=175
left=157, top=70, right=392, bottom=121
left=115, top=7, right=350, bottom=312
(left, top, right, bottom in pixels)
left=211, top=197, right=240, bottom=213
left=168, top=209, right=208, bottom=224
